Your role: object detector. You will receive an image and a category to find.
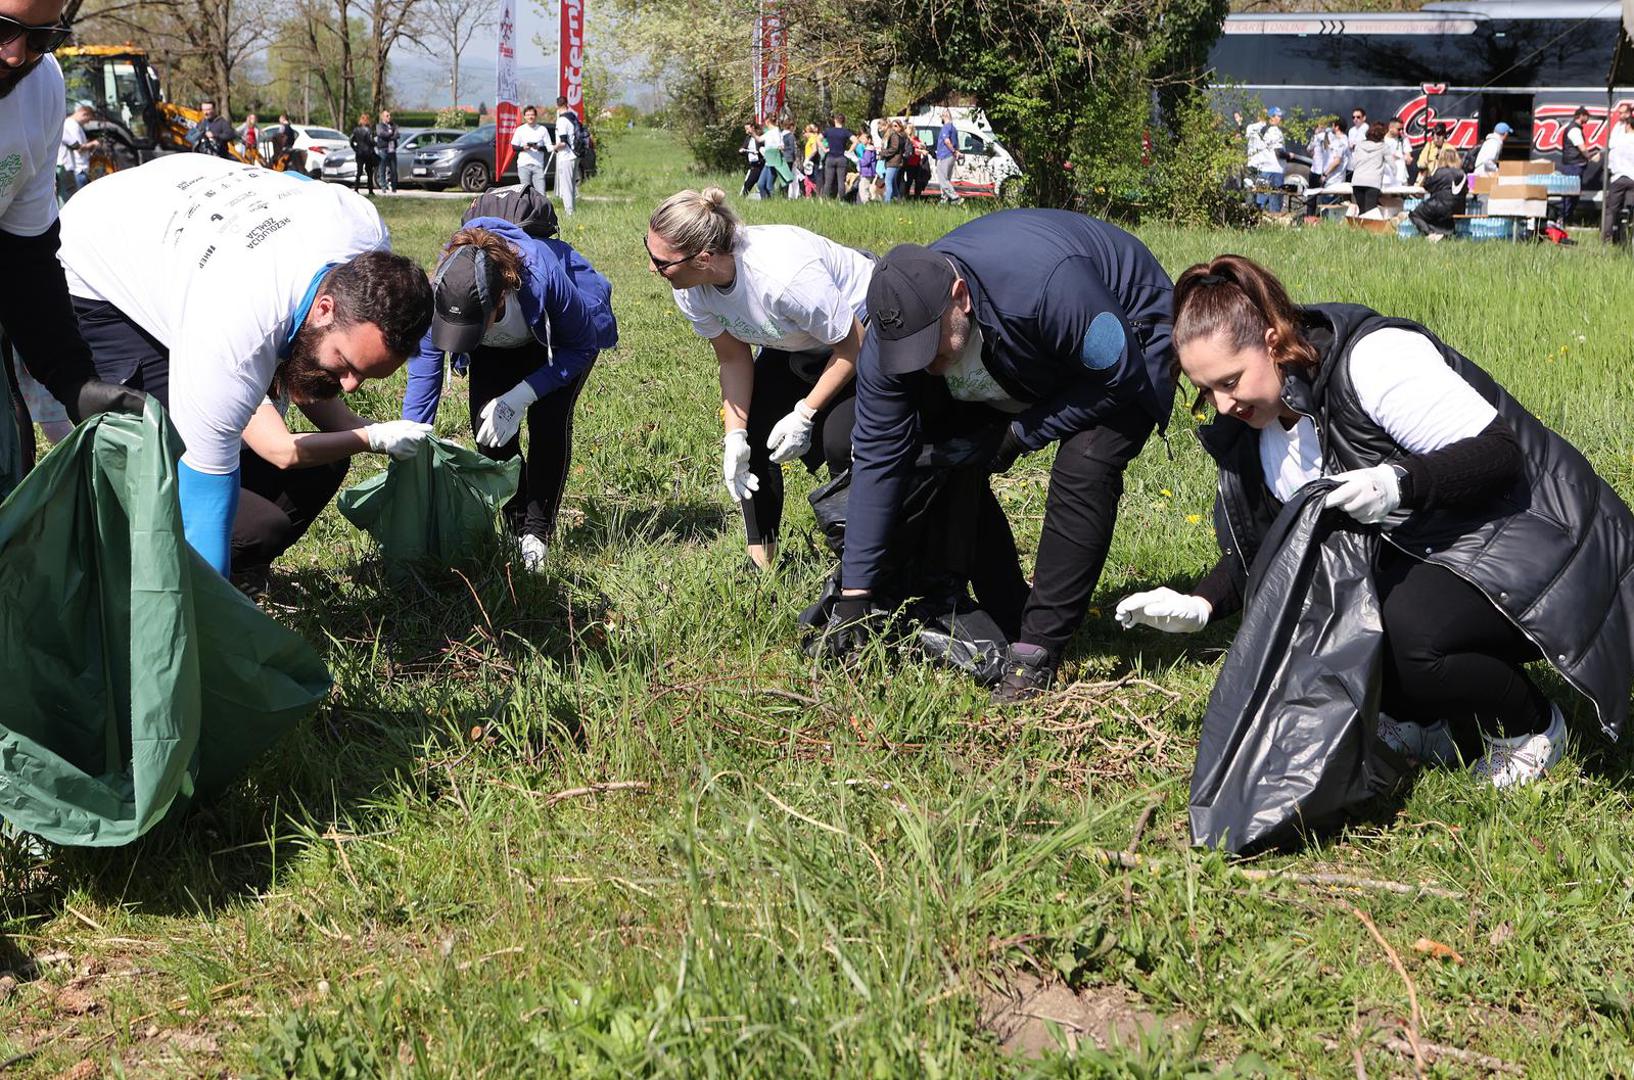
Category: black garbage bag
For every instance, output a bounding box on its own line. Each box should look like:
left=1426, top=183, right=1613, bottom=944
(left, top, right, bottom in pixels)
left=1189, top=481, right=1409, bottom=854
left=799, top=435, right=1010, bottom=681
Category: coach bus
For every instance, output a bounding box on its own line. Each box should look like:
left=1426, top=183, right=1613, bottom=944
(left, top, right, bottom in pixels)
left=1208, top=0, right=1632, bottom=162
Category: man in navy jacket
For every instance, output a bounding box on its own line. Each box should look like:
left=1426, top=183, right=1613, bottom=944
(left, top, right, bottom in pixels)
left=833, top=209, right=1175, bottom=701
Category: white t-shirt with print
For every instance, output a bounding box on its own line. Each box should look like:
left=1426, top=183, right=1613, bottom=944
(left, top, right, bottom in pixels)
left=0, top=55, right=66, bottom=238
left=555, top=113, right=577, bottom=159
left=58, top=154, right=391, bottom=475
left=673, top=224, right=873, bottom=352
left=1257, top=327, right=1498, bottom=502
left=942, top=325, right=1026, bottom=413
left=511, top=122, right=549, bottom=168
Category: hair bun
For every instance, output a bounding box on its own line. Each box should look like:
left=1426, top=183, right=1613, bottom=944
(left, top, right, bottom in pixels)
left=702, top=187, right=728, bottom=208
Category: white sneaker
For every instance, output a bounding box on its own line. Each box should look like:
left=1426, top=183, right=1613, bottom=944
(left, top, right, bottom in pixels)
left=1472, top=705, right=1566, bottom=789
left=518, top=533, right=548, bottom=572
left=1377, top=715, right=1459, bottom=766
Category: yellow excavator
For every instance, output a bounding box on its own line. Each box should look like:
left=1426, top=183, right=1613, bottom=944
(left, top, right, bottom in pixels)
left=58, top=45, right=290, bottom=178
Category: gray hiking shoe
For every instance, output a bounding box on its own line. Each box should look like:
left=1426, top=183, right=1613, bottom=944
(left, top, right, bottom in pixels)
left=1377, top=715, right=1459, bottom=766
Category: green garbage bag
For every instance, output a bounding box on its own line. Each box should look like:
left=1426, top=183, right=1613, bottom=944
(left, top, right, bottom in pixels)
left=0, top=400, right=331, bottom=847
left=336, top=436, right=520, bottom=566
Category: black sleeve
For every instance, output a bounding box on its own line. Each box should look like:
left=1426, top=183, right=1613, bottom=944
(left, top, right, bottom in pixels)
left=1193, top=555, right=1243, bottom=621
left=1398, top=415, right=1522, bottom=512
left=0, top=221, right=98, bottom=420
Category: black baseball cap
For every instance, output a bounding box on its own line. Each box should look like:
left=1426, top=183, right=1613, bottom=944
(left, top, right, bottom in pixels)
left=430, top=245, right=498, bottom=353
left=867, top=244, right=957, bottom=375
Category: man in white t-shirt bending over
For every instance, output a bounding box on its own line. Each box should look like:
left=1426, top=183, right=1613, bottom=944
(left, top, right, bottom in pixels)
left=553, top=95, right=580, bottom=215
left=511, top=105, right=550, bottom=197
left=57, top=155, right=435, bottom=577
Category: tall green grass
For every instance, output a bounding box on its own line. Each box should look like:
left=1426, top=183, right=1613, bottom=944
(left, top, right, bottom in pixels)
left=4, top=130, right=1634, bottom=1077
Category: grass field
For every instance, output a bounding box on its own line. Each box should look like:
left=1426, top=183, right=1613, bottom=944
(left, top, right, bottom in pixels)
left=6, top=129, right=1634, bottom=1077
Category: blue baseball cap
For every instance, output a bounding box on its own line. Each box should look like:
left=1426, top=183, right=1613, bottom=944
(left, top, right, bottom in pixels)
left=1493, top=122, right=1512, bottom=135
left=1267, top=107, right=1283, bottom=117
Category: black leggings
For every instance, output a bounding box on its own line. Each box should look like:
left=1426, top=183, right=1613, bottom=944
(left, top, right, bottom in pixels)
left=354, top=156, right=376, bottom=194
left=741, top=348, right=856, bottom=546
left=467, top=340, right=592, bottom=541
left=232, top=449, right=349, bottom=574
left=1353, top=185, right=1381, bottom=214
left=1376, top=548, right=1549, bottom=740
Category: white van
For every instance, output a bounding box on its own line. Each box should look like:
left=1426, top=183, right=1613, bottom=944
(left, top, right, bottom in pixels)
left=868, top=111, right=1024, bottom=200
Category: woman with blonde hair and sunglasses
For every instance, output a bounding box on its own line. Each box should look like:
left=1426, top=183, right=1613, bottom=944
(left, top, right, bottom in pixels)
left=1115, top=254, right=1634, bottom=788
left=402, top=214, right=618, bottom=570
left=645, top=187, right=873, bottom=569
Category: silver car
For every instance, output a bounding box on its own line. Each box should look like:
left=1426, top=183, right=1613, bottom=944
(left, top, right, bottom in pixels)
left=321, top=127, right=468, bottom=187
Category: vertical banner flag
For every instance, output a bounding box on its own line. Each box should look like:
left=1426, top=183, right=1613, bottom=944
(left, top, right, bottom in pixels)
left=560, top=0, right=585, bottom=121
left=495, top=0, right=519, bottom=177
left=753, top=1, right=786, bottom=125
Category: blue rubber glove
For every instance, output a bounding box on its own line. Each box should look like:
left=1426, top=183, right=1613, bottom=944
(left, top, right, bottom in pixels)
left=177, top=459, right=240, bottom=577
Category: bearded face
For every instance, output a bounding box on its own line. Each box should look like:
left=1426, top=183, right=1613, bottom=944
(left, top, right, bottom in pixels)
left=271, top=321, right=344, bottom=403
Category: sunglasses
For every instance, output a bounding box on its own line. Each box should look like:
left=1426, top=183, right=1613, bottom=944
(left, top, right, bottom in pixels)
left=643, top=235, right=695, bottom=273
left=0, top=14, right=73, bottom=54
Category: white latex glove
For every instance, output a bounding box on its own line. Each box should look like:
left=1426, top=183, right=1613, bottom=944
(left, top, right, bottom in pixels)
left=1115, top=588, right=1212, bottom=634
left=476, top=380, right=539, bottom=448
left=364, top=420, right=435, bottom=460
left=766, top=400, right=817, bottom=464
left=1323, top=464, right=1401, bottom=524
left=723, top=428, right=760, bottom=502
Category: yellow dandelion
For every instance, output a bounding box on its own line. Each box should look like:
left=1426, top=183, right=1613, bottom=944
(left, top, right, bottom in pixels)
left=1187, top=514, right=1202, bottom=525
left=1160, top=488, right=1173, bottom=498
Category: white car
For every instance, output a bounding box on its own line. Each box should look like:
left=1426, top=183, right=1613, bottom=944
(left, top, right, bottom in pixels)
left=868, top=112, right=1024, bottom=200
left=250, top=122, right=352, bottom=177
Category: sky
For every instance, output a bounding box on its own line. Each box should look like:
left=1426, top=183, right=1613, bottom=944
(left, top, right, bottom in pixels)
left=391, top=3, right=660, bottom=112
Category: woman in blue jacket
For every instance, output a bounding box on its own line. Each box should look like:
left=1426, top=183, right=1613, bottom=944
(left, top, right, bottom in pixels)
left=403, top=217, right=618, bottom=569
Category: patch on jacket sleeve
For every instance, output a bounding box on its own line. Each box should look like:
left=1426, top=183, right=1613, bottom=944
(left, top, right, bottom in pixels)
left=1080, top=311, right=1126, bottom=371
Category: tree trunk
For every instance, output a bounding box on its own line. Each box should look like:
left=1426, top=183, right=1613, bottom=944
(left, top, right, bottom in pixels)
left=451, top=52, right=460, bottom=109
left=864, top=62, right=891, bottom=122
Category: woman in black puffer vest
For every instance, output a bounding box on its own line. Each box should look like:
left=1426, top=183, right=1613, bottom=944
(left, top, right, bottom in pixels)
left=1115, top=254, right=1634, bottom=789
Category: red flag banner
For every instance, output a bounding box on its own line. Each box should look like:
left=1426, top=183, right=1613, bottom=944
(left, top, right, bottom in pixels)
left=753, top=2, right=785, bottom=124
left=495, top=0, right=519, bottom=177
left=560, top=0, right=585, bottom=121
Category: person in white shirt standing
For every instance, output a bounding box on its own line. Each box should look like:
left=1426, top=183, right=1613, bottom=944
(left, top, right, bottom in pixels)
left=646, top=187, right=874, bottom=570
left=56, top=155, right=436, bottom=578
left=1244, top=106, right=1286, bottom=212
left=1345, top=106, right=1368, bottom=178
left=0, top=0, right=147, bottom=504
left=553, top=95, right=579, bottom=215
left=1383, top=118, right=1409, bottom=186
left=511, top=104, right=550, bottom=197
left=1473, top=122, right=1509, bottom=175
left=1603, top=103, right=1634, bottom=245
left=56, top=101, right=94, bottom=199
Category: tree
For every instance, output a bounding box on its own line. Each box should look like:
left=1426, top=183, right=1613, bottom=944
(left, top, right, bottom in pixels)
left=418, top=0, right=497, bottom=108
left=365, top=0, right=425, bottom=113
left=68, top=0, right=273, bottom=115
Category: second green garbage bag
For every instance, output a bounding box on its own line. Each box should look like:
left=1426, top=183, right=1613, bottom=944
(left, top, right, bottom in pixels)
left=336, top=436, right=520, bottom=566
left=0, top=401, right=331, bottom=847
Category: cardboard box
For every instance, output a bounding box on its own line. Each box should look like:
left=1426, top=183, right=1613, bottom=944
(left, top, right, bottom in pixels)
left=1348, top=216, right=1396, bottom=235
left=1485, top=198, right=1549, bottom=218
left=1524, top=159, right=1553, bottom=175
left=1470, top=175, right=1547, bottom=199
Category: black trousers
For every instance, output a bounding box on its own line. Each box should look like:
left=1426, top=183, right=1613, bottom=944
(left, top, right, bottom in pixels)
left=1353, top=186, right=1381, bottom=214
left=741, top=162, right=763, bottom=196
left=1555, top=162, right=1585, bottom=223
left=741, top=348, right=856, bottom=546
left=822, top=158, right=848, bottom=199
left=233, top=449, right=349, bottom=574
left=1376, top=548, right=1549, bottom=741
left=1409, top=197, right=1458, bottom=237
left=354, top=156, right=376, bottom=193
left=1603, top=176, right=1634, bottom=244
left=466, top=340, right=592, bottom=541
left=74, top=296, right=349, bottom=574
left=1015, top=409, right=1154, bottom=654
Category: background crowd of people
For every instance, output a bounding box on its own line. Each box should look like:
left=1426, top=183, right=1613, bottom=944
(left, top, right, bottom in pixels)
left=739, top=108, right=961, bottom=205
